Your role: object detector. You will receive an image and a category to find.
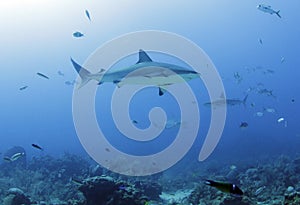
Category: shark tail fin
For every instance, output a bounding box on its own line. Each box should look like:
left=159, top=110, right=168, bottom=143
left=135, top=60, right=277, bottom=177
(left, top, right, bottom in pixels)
left=70, top=57, right=104, bottom=88
left=276, top=10, right=281, bottom=18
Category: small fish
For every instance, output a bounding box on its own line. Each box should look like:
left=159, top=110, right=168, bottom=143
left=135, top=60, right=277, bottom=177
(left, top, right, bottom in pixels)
left=230, top=165, right=237, bottom=170
left=233, top=72, right=242, bottom=84
left=259, top=38, right=263, bottom=45
left=58, top=70, right=64, bottom=76
left=255, top=112, right=264, bottom=117
left=71, top=177, right=84, bottom=186
left=277, top=117, right=284, bottom=123
left=263, top=69, right=275, bottom=75
left=257, top=4, right=281, bottom=18
left=32, top=144, right=43, bottom=150
left=37, top=72, right=50, bottom=79
left=73, top=31, right=84, bottom=38
left=19, top=86, right=28, bottom=91
left=85, top=9, right=91, bottom=21
left=255, top=186, right=266, bottom=196
left=165, top=119, right=181, bottom=129
left=258, top=88, right=276, bottom=98
left=239, top=122, right=248, bottom=128
left=264, top=107, right=276, bottom=113
left=132, top=120, right=138, bottom=124
left=3, top=156, right=12, bottom=162
left=205, top=180, right=243, bottom=195
left=10, top=152, right=25, bottom=162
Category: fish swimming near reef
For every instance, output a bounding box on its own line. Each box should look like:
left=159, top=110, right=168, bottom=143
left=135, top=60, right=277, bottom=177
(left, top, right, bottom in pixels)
left=239, top=122, right=248, bottom=128
left=71, top=49, right=201, bottom=96
left=85, top=9, right=91, bottom=21
left=257, top=4, right=281, bottom=18
left=73, top=32, right=84, bottom=38
left=19, top=86, right=28, bottom=91
left=205, top=179, right=243, bottom=195
left=70, top=177, right=84, bottom=186
left=4, top=152, right=25, bottom=162
left=257, top=88, right=276, bottom=98
left=31, top=144, right=43, bottom=151
left=37, top=72, right=50, bottom=79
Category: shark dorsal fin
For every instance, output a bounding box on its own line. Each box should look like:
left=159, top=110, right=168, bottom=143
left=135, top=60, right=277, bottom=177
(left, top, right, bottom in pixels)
left=136, top=49, right=152, bottom=64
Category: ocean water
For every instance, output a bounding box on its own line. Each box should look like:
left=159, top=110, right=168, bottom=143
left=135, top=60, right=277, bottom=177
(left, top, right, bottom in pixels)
left=1, top=1, right=300, bottom=204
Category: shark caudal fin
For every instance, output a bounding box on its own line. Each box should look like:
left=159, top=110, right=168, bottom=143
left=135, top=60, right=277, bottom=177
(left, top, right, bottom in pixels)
left=275, top=10, right=281, bottom=18
left=70, top=58, right=104, bottom=88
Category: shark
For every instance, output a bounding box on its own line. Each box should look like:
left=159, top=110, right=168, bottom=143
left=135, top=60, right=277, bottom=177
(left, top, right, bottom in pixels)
left=204, top=94, right=248, bottom=108
left=71, top=49, right=201, bottom=96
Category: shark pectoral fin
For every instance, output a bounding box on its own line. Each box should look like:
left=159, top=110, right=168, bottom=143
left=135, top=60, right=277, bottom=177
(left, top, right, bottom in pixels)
left=158, top=87, right=167, bottom=96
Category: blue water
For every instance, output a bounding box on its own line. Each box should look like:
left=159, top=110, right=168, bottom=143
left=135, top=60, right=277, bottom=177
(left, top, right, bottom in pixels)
left=1, top=1, right=299, bottom=174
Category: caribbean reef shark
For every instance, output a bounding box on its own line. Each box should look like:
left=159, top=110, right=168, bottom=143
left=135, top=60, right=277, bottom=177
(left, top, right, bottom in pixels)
left=71, top=49, right=200, bottom=96
left=204, top=94, right=248, bottom=108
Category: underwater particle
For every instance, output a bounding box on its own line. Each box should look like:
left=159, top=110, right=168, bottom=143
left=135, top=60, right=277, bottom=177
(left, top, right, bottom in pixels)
left=73, top=31, right=84, bottom=38
left=259, top=38, right=263, bottom=45
left=31, top=143, right=43, bottom=151
left=257, top=4, right=281, bottom=18
left=19, top=85, right=28, bottom=91
left=204, top=180, right=243, bottom=195
left=37, top=72, right=49, bottom=79
left=239, top=122, right=248, bottom=128
left=277, top=117, right=284, bottom=123
left=291, top=99, right=295, bottom=103
left=85, top=9, right=91, bottom=21
left=281, top=56, right=285, bottom=63
left=105, top=148, right=110, bottom=152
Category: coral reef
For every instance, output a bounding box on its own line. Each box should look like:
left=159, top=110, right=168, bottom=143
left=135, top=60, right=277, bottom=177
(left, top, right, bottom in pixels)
left=0, top=153, right=299, bottom=204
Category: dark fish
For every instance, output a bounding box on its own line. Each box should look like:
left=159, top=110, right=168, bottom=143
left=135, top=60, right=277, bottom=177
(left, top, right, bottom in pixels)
left=3, top=156, right=12, bottom=162
left=132, top=120, right=138, bottom=124
left=85, top=9, right=91, bottom=21
left=239, top=122, right=248, bottom=128
left=31, top=144, right=43, bottom=150
left=205, top=180, right=243, bottom=195
left=73, top=31, right=84, bottom=38
left=37, top=72, right=49, bottom=79
left=19, top=86, right=28, bottom=91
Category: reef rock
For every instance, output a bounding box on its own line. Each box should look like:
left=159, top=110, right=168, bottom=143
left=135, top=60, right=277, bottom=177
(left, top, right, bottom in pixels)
left=284, top=191, right=300, bottom=205
left=78, top=175, right=149, bottom=205
left=3, top=187, right=31, bottom=205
